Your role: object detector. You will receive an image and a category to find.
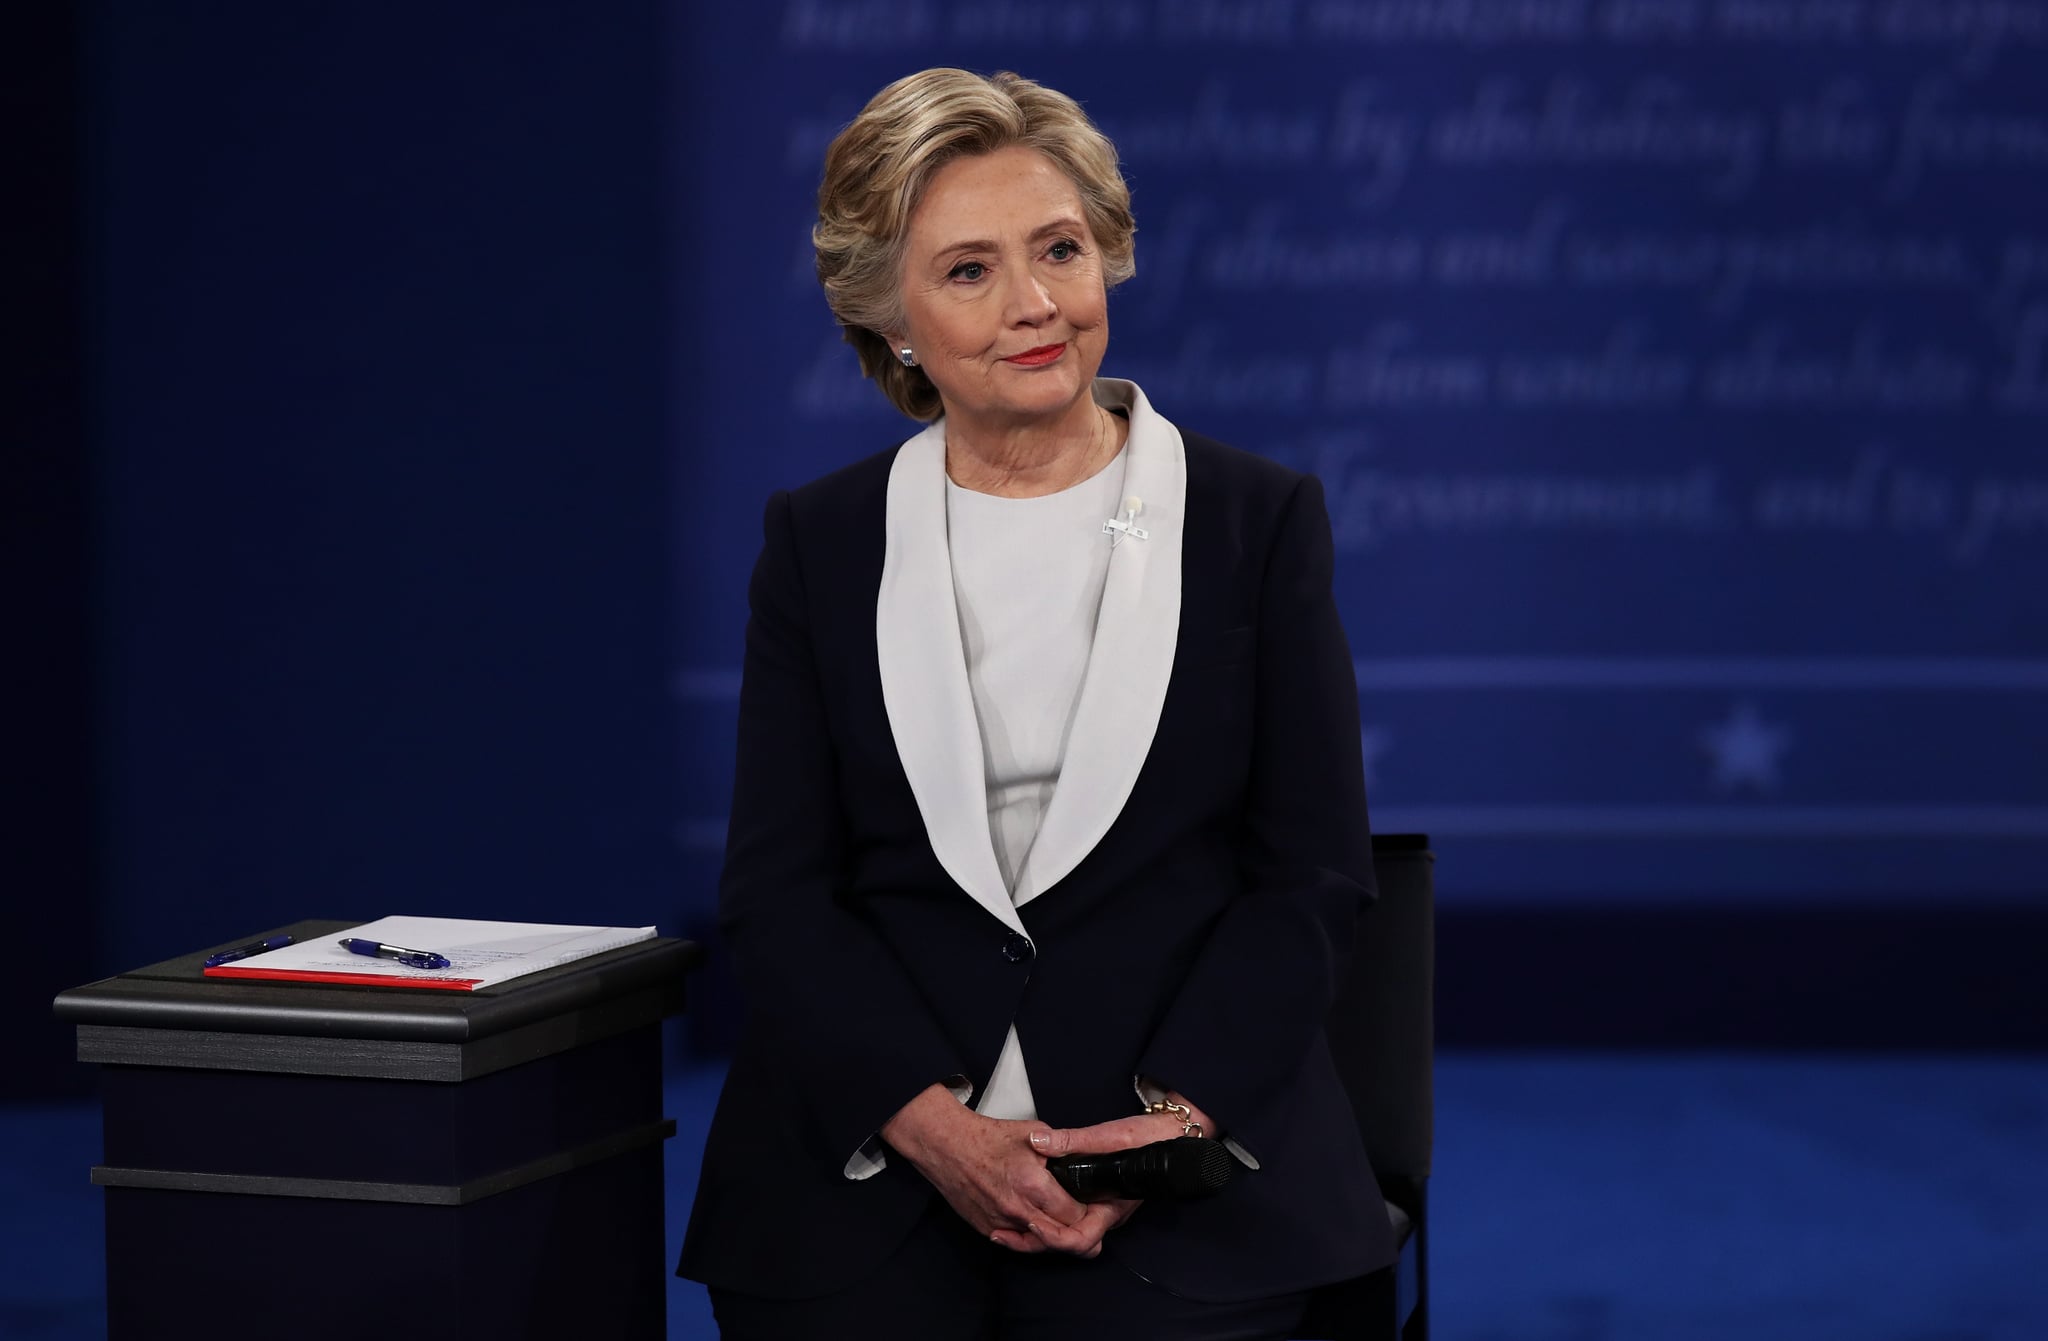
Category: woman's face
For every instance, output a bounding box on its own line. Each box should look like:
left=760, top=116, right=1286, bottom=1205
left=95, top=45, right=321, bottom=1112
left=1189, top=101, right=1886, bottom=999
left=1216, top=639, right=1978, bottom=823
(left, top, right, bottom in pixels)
left=891, top=146, right=1110, bottom=431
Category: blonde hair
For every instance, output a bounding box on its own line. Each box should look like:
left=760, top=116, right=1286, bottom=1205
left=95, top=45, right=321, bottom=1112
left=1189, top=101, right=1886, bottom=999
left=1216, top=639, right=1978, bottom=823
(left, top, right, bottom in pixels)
left=814, top=69, right=1137, bottom=421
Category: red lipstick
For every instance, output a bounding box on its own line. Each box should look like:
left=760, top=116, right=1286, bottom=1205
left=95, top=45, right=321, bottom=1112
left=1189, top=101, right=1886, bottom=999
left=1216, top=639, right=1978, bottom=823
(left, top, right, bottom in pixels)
left=1002, top=343, right=1066, bottom=367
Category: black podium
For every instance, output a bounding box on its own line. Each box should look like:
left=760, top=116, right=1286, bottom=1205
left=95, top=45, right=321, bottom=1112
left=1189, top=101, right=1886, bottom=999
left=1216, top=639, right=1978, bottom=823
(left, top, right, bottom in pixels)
left=53, top=919, right=698, bottom=1339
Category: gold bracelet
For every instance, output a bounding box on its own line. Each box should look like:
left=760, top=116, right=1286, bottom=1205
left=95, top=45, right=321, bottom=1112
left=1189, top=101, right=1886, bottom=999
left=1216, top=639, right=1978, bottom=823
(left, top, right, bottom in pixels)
left=1146, top=1098, right=1203, bottom=1139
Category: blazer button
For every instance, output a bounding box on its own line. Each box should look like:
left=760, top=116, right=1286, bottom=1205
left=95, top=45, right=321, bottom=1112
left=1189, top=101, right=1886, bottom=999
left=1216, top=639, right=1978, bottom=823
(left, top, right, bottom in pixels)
left=1001, top=932, right=1034, bottom=963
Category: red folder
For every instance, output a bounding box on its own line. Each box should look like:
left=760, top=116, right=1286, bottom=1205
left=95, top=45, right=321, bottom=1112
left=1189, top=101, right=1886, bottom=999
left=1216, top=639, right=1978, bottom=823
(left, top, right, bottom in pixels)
left=202, top=965, right=485, bottom=990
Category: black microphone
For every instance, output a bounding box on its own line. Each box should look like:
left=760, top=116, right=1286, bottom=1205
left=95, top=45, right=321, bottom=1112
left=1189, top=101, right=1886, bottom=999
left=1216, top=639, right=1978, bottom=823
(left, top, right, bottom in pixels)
left=1045, top=1136, right=1234, bottom=1202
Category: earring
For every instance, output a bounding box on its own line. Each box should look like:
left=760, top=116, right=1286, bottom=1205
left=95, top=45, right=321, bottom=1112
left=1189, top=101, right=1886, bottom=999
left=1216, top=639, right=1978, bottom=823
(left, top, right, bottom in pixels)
left=898, top=347, right=917, bottom=367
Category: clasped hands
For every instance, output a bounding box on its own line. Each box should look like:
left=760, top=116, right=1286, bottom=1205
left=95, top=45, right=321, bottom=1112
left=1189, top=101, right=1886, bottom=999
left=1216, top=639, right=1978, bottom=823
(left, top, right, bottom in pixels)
left=880, top=1082, right=1216, bottom=1258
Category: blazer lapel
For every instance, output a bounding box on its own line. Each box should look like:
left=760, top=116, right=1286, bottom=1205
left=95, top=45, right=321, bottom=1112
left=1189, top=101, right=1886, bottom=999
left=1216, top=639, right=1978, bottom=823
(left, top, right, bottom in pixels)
left=877, top=421, right=1026, bottom=936
left=1012, top=379, right=1185, bottom=907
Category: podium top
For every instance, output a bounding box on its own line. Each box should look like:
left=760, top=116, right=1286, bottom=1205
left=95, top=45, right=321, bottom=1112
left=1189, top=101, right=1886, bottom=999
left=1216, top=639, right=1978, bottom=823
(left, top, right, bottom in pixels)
left=53, top=919, right=701, bottom=1045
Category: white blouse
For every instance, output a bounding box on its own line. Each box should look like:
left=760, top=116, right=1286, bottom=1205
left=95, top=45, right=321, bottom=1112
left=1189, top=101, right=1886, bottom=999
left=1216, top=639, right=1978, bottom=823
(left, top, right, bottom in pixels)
left=945, top=450, right=1130, bottom=894
left=943, top=446, right=1128, bottom=1122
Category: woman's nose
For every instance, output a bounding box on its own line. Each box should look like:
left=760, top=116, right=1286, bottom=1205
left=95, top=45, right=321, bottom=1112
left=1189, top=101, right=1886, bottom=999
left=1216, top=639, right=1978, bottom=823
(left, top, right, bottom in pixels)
left=1007, top=273, right=1057, bottom=325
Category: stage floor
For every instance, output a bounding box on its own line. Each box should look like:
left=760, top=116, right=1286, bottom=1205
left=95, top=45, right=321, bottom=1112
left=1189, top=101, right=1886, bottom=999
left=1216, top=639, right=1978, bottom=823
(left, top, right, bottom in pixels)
left=6, top=1052, right=2044, bottom=1340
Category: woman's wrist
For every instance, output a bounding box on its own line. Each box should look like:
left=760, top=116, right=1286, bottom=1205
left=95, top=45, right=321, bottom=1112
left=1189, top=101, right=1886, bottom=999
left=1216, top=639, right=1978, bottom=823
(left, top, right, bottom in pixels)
left=1160, top=1090, right=1218, bottom=1140
left=881, top=1080, right=975, bottom=1158
left=1134, top=1075, right=1220, bottom=1141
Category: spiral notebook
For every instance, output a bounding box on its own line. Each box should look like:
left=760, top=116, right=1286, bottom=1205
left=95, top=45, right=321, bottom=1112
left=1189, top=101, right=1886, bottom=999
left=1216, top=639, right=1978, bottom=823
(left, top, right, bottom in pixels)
left=200, top=916, right=659, bottom=991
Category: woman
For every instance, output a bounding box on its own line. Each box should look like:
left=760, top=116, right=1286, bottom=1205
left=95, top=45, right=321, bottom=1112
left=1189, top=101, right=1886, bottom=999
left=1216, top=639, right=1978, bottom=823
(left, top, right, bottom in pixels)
left=679, top=68, right=1394, bottom=1339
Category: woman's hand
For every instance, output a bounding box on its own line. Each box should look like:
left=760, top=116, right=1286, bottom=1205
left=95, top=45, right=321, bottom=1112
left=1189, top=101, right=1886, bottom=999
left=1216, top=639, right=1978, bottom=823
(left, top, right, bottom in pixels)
left=880, top=1083, right=1118, bottom=1257
left=1020, top=1092, right=1220, bottom=1245
left=1029, top=1089, right=1219, bottom=1166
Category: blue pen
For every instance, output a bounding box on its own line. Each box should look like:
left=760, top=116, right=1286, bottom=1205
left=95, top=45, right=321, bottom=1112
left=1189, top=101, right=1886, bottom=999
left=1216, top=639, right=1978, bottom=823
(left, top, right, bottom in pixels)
left=203, top=934, right=295, bottom=967
left=339, top=937, right=452, bottom=971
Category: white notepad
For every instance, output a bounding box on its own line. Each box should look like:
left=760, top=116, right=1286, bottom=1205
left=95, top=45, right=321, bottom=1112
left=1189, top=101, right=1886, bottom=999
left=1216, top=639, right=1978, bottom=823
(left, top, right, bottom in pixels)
left=202, top=915, right=658, bottom=991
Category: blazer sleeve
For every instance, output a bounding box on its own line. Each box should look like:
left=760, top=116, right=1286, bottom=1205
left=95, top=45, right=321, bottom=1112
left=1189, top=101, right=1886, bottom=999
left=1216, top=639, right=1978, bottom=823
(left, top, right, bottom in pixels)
left=1135, top=473, right=1376, bottom=1150
left=719, top=490, right=971, bottom=1163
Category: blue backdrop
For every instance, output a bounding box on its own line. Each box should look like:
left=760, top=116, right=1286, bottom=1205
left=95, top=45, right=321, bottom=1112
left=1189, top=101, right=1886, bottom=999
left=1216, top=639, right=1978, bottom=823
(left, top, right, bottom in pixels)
left=38, top=4, right=2048, bottom=1099
left=82, top=2, right=676, bottom=980
left=671, top=2, right=2048, bottom=914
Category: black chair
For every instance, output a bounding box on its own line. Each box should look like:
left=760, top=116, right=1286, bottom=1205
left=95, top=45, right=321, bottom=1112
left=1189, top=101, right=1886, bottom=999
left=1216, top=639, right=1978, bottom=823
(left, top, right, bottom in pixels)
left=1299, top=833, right=1434, bottom=1341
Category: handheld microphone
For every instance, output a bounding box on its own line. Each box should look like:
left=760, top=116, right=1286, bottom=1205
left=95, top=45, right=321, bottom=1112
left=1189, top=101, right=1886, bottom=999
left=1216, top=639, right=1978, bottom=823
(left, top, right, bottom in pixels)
left=1045, top=1136, right=1234, bottom=1203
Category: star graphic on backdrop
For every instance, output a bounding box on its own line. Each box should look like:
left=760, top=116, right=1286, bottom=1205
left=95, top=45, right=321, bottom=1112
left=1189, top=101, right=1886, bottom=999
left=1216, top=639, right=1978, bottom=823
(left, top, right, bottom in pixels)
left=1360, top=726, right=1392, bottom=790
left=1697, top=700, right=1791, bottom=794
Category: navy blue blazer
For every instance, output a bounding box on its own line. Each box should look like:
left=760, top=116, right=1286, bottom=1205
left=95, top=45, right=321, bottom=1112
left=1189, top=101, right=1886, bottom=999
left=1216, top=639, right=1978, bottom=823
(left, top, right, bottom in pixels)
left=679, top=385, right=1394, bottom=1302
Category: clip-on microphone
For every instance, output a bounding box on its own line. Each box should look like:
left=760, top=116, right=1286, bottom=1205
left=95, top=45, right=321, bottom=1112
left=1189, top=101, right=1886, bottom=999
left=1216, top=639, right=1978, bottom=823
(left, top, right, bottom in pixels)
left=1103, top=495, right=1148, bottom=547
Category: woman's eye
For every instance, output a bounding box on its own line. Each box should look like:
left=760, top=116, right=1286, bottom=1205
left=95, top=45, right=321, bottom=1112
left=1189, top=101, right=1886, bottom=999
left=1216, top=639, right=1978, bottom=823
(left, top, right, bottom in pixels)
left=951, top=261, right=986, bottom=282
left=1048, top=240, right=1079, bottom=261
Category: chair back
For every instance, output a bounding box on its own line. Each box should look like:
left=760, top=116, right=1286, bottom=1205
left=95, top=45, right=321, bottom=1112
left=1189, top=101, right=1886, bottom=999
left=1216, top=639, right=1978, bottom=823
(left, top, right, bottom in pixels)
left=1325, top=833, right=1434, bottom=1213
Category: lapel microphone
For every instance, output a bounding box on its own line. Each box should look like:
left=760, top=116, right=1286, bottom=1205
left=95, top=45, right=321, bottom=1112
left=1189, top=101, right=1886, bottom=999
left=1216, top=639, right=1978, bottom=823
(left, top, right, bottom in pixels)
left=1103, top=495, right=1148, bottom=547
left=1045, top=1135, right=1234, bottom=1202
